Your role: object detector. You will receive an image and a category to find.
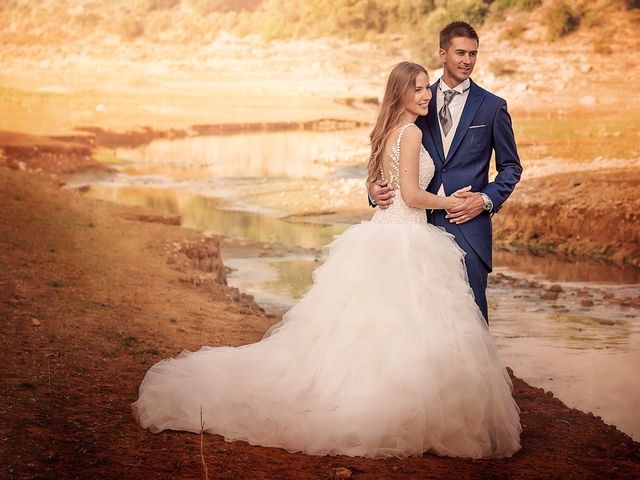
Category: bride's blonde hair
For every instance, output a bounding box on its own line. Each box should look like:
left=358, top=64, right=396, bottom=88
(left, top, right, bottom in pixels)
left=367, top=61, right=429, bottom=187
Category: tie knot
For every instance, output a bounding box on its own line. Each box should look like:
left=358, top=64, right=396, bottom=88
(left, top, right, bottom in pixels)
left=443, top=89, right=459, bottom=104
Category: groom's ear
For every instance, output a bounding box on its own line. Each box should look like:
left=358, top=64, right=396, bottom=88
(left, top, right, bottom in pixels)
left=439, top=48, right=447, bottom=63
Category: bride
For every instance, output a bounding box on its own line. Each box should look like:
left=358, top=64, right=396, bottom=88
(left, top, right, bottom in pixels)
left=132, top=61, right=522, bottom=459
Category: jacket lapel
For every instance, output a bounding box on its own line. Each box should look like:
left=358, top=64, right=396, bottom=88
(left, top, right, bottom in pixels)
left=427, top=81, right=445, bottom=166
left=444, top=80, right=485, bottom=165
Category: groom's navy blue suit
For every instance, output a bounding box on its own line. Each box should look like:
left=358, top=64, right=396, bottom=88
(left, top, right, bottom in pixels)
left=415, top=79, right=522, bottom=321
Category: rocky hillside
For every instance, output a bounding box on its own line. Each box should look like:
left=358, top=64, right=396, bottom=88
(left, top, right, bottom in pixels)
left=1, top=0, right=638, bottom=109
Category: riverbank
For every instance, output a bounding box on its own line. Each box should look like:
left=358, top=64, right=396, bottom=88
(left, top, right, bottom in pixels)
left=2, top=152, right=640, bottom=479
left=3, top=127, right=638, bottom=267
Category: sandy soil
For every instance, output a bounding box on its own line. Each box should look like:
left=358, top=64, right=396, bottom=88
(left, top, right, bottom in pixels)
left=2, top=153, right=640, bottom=479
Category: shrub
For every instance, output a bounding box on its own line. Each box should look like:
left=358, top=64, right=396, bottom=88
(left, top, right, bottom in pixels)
left=442, top=0, right=490, bottom=25
left=581, top=7, right=604, bottom=29
left=544, top=0, right=581, bottom=40
left=500, top=18, right=526, bottom=41
left=410, top=9, right=448, bottom=70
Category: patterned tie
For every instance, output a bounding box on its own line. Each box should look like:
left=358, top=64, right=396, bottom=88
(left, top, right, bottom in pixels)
left=439, top=89, right=460, bottom=137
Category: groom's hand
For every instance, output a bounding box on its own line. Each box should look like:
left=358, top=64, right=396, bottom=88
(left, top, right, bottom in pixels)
left=369, top=179, right=395, bottom=209
left=446, top=191, right=484, bottom=224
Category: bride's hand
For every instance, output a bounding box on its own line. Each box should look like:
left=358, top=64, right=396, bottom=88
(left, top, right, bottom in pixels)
left=452, top=185, right=472, bottom=197
left=445, top=195, right=465, bottom=211
left=445, top=186, right=471, bottom=211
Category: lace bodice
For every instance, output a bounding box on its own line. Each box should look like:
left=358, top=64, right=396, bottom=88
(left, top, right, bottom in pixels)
left=371, top=123, right=435, bottom=225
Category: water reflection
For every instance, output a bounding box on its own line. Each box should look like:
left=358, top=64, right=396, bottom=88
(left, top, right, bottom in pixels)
left=87, top=184, right=346, bottom=249
left=224, top=255, right=318, bottom=312
left=83, top=181, right=640, bottom=284
left=547, top=313, right=632, bottom=348
left=115, top=129, right=369, bottom=180
left=490, top=278, right=640, bottom=441
left=494, top=249, right=640, bottom=285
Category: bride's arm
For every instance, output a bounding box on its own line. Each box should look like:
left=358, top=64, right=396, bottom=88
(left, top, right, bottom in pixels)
left=399, top=126, right=464, bottom=210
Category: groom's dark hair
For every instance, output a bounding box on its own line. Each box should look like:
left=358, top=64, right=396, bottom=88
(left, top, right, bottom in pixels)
left=439, top=21, right=479, bottom=50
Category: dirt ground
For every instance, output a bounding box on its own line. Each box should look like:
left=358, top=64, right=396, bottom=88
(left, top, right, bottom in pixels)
left=1, top=155, right=639, bottom=479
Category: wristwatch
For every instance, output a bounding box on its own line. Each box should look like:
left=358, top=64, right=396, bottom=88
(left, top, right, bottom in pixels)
left=480, top=193, right=493, bottom=212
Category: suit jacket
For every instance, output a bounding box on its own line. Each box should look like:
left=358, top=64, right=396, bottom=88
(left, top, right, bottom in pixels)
left=415, top=79, right=522, bottom=270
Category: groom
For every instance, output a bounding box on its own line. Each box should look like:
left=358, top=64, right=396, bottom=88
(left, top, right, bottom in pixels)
left=370, top=21, right=522, bottom=322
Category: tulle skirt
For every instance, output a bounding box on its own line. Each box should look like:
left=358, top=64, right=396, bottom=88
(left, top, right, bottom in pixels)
left=132, top=220, right=521, bottom=459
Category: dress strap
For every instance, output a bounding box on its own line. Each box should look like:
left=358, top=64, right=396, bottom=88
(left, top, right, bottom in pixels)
left=395, top=123, right=416, bottom=149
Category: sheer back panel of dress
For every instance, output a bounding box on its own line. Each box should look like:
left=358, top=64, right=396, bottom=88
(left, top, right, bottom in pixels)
left=379, top=123, right=412, bottom=191
left=372, top=123, right=435, bottom=226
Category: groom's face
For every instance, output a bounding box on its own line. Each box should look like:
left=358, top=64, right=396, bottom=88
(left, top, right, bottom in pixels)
left=440, top=36, right=478, bottom=86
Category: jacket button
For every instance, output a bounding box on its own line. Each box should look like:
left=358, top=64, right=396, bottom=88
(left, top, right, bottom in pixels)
left=442, top=167, right=447, bottom=173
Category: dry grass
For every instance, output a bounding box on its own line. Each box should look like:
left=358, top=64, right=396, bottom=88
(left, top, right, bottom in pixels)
left=200, top=405, right=209, bottom=480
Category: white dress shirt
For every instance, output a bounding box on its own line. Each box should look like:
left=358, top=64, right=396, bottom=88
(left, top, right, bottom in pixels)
left=436, top=78, right=471, bottom=196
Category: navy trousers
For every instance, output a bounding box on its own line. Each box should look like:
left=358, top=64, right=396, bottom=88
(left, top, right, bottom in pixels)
left=428, top=210, right=489, bottom=323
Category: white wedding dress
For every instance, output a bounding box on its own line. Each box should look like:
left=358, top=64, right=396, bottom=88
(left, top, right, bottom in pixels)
left=132, top=124, right=522, bottom=459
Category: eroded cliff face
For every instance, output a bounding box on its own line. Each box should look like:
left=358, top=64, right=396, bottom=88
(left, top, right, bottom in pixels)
left=494, top=168, right=640, bottom=266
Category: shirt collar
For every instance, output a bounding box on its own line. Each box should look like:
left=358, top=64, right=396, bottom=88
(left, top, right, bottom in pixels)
left=439, top=78, right=471, bottom=94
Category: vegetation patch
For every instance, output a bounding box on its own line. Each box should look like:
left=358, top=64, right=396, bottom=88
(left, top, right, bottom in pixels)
left=544, top=0, right=582, bottom=40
